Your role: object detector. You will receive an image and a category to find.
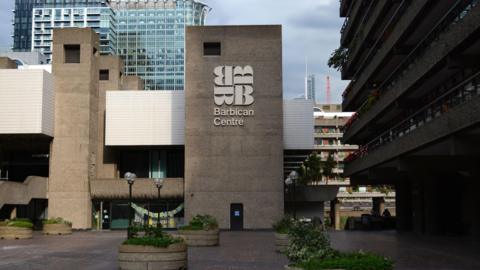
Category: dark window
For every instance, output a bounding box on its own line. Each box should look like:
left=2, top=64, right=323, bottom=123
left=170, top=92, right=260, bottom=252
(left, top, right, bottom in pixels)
left=64, top=44, right=80, bottom=63
left=203, top=42, right=221, bottom=56
left=99, top=69, right=109, bottom=80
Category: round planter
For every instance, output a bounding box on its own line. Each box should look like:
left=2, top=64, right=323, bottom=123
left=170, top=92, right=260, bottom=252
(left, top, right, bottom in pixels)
left=285, top=265, right=345, bottom=270
left=177, top=229, right=219, bottom=246
left=0, top=226, right=33, bottom=240
left=275, top=233, right=289, bottom=252
left=118, top=242, right=187, bottom=270
left=43, top=223, right=72, bottom=235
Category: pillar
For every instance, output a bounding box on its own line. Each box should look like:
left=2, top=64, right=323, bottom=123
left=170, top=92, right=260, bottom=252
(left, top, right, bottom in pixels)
left=330, top=198, right=341, bottom=230
left=372, top=197, right=385, bottom=216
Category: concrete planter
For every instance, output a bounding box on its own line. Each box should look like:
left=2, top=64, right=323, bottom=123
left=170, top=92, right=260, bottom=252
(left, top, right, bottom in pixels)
left=43, top=223, right=72, bottom=235
left=285, top=265, right=345, bottom=270
left=275, top=233, right=289, bottom=252
left=177, top=229, right=219, bottom=246
left=0, top=226, right=33, bottom=239
left=118, top=243, right=187, bottom=270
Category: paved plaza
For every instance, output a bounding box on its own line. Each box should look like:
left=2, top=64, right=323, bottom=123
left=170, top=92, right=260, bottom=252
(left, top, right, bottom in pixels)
left=0, top=230, right=479, bottom=270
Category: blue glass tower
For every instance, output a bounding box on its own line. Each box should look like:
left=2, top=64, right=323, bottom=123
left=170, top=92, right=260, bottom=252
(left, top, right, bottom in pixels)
left=111, top=0, right=209, bottom=90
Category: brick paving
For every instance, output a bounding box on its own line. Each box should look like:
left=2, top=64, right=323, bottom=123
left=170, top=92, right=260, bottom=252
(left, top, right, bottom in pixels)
left=0, top=230, right=479, bottom=269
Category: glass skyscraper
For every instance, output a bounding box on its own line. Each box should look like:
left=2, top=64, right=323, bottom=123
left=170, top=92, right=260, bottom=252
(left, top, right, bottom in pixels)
left=306, top=74, right=316, bottom=101
left=110, top=0, right=209, bottom=90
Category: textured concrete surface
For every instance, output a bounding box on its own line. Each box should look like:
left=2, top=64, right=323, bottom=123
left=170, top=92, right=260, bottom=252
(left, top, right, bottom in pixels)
left=185, top=25, right=284, bottom=229
left=0, top=231, right=479, bottom=270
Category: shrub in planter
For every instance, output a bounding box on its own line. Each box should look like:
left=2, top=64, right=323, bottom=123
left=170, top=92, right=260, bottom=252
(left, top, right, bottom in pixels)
left=0, top=219, right=34, bottom=239
left=297, top=251, right=394, bottom=270
left=285, top=221, right=338, bottom=264
left=42, top=217, right=72, bottom=235
left=273, top=217, right=294, bottom=252
left=119, top=225, right=186, bottom=270
left=178, top=214, right=219, bottom=246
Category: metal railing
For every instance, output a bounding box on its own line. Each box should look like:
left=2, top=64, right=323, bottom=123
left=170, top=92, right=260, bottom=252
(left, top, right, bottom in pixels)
left=346, top=70, right=480, bottom=162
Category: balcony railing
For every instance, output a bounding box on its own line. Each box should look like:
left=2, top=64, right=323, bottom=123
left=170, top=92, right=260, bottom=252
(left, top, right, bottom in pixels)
left=343, top=0, right=479, bottom=128
left=346, top=70, right=480, bottom=163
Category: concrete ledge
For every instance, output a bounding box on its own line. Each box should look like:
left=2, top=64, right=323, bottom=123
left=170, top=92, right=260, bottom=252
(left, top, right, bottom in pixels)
left=118, top=243, right=187, bottom=270
left=91, top=178, right=184, bottom=200
left=0, top=226, right=33, bottom=240
left=345, top=95, right=480, bottom=176
left=0, top=176, right=48, bottom=209
left=177, top=229, right=219, bottom=246
left=275, top=233, right=289, bottom=253
left=42, top=224, right=72, bottom=235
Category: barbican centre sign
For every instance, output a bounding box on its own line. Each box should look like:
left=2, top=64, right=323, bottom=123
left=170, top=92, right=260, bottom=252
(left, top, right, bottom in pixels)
left=213, top=65, right=255, bottom=126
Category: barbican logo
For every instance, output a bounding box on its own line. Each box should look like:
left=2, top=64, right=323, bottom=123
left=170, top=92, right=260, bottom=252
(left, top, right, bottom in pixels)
left=213, top=65, right=255, bottom=127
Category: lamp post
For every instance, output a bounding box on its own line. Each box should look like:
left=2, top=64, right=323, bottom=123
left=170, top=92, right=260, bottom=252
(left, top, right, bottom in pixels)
left=286, top=171, right=299, bottom=219
left=124, top=172, right=136, bottom=228
left=153, top=178, right=165, bottom=228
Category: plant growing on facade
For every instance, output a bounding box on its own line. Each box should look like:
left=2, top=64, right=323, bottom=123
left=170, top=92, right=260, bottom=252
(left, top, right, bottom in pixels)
left=328, top=46, right=349, bottom=71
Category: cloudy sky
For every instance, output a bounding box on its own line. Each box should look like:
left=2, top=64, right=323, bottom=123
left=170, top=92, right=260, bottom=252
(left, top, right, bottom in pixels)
left=0, top=0, right=347, bottom=103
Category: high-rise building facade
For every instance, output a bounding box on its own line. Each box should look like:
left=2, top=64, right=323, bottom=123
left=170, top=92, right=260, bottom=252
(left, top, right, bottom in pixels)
left=110, top=0, right=209, bottom=90
left=32, top=6, right=116, bottom=61
left=305, top=74, right=315, bottom=101
left=340, top=0, right=480, bottom=237
left=13, top=0, right=112, bottom=52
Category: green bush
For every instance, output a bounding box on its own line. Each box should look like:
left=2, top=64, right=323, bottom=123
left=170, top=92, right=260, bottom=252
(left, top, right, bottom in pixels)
left=298, top=252, right=394, bottom=270
left=285, top=221, right=338, bottom=263
left=6, top=219, right=34, bottom=229
left=124, top=225, right=183, bottom=248
left=273, top=217, right=294, bottom=234
left=43, top=217, right=72, bottom=226
left=179, top=214, right=218, bottom=231
left=123, top=234, right=182, bottom=248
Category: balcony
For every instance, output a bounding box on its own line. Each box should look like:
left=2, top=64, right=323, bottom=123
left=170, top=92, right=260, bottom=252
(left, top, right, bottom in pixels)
left=344, top=1, right=480, bottom=143
left=342, top=0, right=461, bottom=110
left=314, top=144, right=359, bottom=151
left=345, top=72, right=480, bottom=175
left=0, top=69, right=54, bottom=137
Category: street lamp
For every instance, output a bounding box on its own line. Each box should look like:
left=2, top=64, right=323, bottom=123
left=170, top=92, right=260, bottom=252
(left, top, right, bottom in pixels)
left=285, top=171, right=299, bottom=219
left=153, top=178, right=165, bottom=228
left=124, top=172, right=136, bottom=229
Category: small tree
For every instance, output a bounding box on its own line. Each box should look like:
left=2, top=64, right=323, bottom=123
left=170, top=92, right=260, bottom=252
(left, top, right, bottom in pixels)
left=322, top=154, right=336, bottom=184
left=328, top=46, right=349, bottom=71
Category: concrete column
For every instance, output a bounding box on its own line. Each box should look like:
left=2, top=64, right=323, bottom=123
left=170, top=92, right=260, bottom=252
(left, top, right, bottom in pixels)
left=330, top=198, right=341, bottom=230
left=395, top=179, right=413, bottom=231
left=423, top=177, right=442, bottom=235
left=48, top=29, right=100, bottom=229
left=372, top=197, right=385, bottom=216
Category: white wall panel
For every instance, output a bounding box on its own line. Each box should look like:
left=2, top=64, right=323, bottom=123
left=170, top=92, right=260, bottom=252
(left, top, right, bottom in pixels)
left=0, top=69, right=54, bottom=136
left=106, top=91, right=185, bottom=146
left=283, top=99, right=314, bottom=150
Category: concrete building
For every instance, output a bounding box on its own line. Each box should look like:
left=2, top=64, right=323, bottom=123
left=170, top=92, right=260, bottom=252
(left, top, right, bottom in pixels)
left=339, top=0, right=480, bottom=238
left=0, top=26, right=318, bottom=230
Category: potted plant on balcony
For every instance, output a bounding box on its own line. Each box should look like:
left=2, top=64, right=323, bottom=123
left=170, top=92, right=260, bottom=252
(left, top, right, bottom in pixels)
left=42, top=217, right=72, bottom=235
left=177, top=214, right=219, bottom=246
left=0, top=218, right=34, bottom=240
left=119, top=225, right=186, bottom=270
left=273, top=217, right=294, bottom=252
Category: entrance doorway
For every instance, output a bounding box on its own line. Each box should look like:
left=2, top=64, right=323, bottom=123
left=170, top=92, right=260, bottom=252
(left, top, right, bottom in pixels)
left=230, top=203, right=244, bottom=230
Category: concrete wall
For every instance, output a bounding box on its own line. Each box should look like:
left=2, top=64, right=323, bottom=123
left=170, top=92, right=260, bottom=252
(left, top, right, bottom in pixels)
left=105, top=91, right=185, bottom=146
left=0, top=69, right=54, bottom=136
left=184, top=25, right=284, bottom=229
left=48, top=28, right=100, bottom=229
left=0, top=57, right=17, bottom=69
left=283, top=99, right=314, bottom=150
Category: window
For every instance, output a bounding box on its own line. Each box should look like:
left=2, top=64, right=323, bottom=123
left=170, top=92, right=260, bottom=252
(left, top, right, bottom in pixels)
left=99, top=69, right=109, bottom=80
left=64, top=44, right=80, bottom=63
left=203, top=42, right=221, bottom=56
